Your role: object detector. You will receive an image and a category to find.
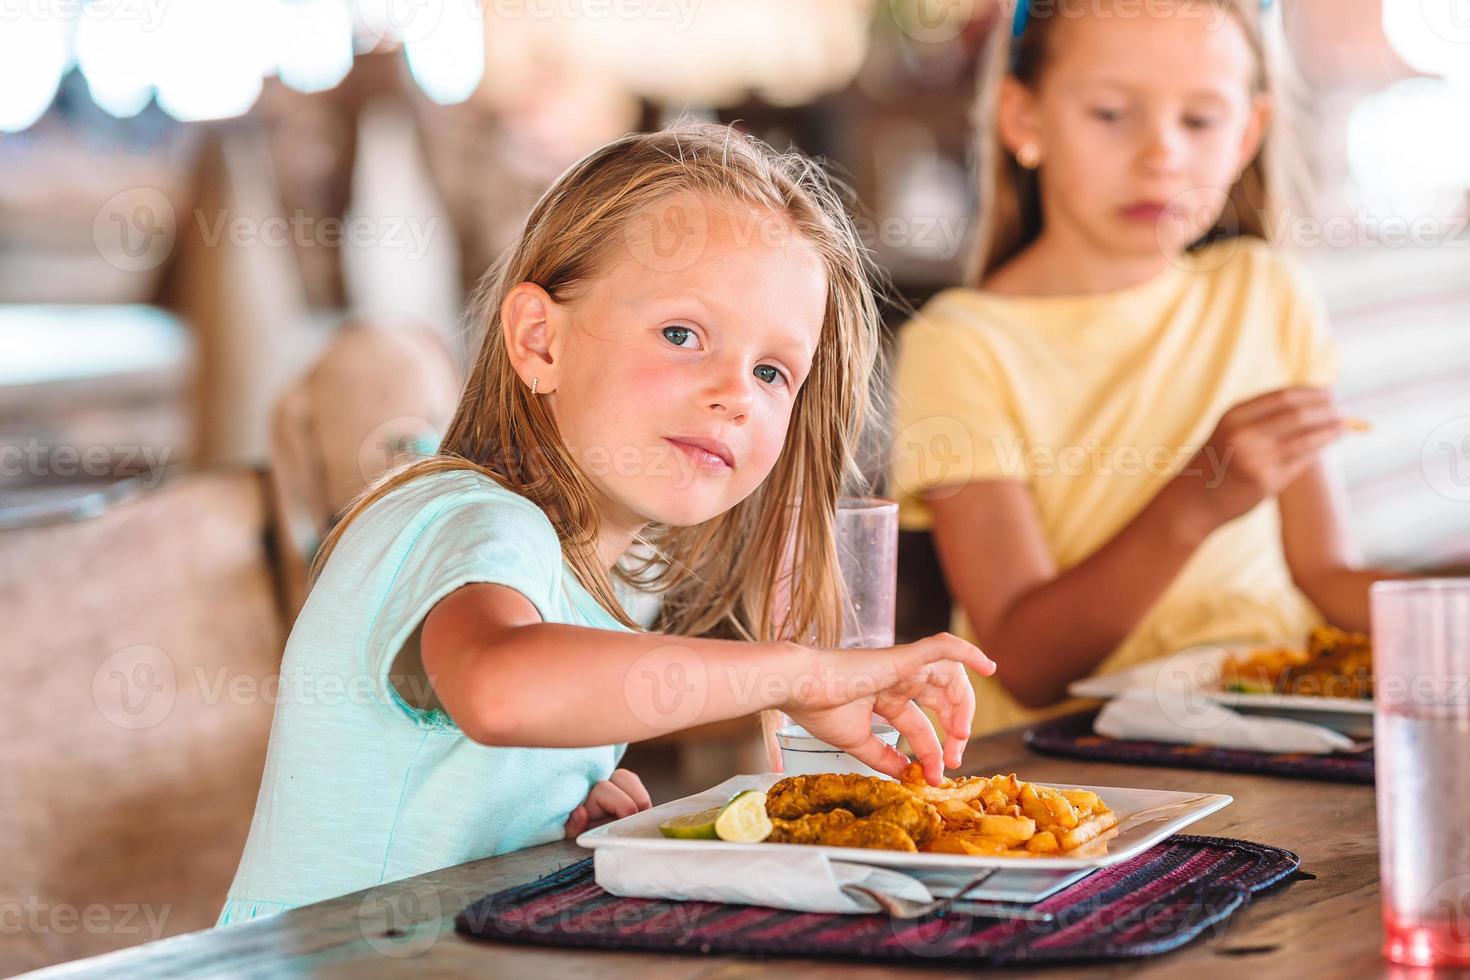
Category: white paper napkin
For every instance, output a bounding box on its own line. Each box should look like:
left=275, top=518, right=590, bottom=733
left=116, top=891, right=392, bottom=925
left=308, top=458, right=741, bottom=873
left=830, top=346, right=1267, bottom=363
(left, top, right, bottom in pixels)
left=1094, top=689, right=1355, bottom=754
left=593, top=845, right=932, bottom=914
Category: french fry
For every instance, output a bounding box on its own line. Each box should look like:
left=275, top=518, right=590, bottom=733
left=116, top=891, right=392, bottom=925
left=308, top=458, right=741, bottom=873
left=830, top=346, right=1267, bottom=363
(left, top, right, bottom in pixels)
left=1059, top=812, right=1119, bottom=852
left=1066, top=828, right=1120, bottom=860
left=934, top=799, right=983, bottom=826
left=911, top=769, right=1117, bottom=860
left=955, top=835, right=1011, bottom=856
left=1045, top=789, right=1081, bottom=829
left=1060, top=789, right=1102, bottom=812
left=928, top=834, right=976, bottom=855
left=975, top=814, right=1036, bottom=844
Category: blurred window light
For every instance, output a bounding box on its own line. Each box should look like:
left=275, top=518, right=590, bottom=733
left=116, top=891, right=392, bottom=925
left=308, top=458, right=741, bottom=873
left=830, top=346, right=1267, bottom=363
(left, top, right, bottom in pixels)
left=76, top=12, right=158, bottom=119
left=354, top=0, right=449, bottom=47
left=1346, top=77, right=1470, bottom=216
left=404, top=1, right=484, bottom=105
left=1383, top=0, right=1470, bottom=81
left=0, top=13, right=71, bottom=132
left=0, top=305, right=190, bottom=387
left=152, top=0, right=272, bottom=122
left=275, top=0, right=355, bottom=93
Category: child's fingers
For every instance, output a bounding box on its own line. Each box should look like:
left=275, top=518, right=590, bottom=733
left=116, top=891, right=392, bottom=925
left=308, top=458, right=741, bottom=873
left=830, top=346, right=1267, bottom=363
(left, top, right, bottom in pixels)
left=609, top=768, right=653, bottom=811
left=907, top=633, right=995, bottom=679
left=1253, top=402, right=1343, bottom=443
left=1278, top=420, right=1346, bottom=461
left=839, top=732, right=911, bottom=780
left=585, top=780, right=640, bottom=823
left=934, top=664, right=976, bottom=770
left=879, top=699, right=945, bottom=786
left=1226, top=386, right=1332, bottom=426
left=563, top=805, right=590, bottom=839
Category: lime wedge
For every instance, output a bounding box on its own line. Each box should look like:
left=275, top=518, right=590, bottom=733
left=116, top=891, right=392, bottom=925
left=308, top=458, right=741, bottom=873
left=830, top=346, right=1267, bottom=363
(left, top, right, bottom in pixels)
left=714, top=789, right=773, bottom=843
left=658, top=805, right=722, bottom=840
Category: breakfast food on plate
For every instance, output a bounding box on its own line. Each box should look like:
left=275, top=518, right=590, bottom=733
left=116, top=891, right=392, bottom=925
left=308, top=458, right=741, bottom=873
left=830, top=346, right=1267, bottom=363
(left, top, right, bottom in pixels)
left=749, top=768, right=1117, bottom=857
left=1222, top=625, right=1373, bottom=700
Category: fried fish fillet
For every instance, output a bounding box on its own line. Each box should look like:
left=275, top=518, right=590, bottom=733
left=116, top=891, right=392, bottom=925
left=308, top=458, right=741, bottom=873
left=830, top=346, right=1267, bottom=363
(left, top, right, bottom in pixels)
left=768, top=809, right=918, bottom=851
left=765, top=774, right=942, bottom=845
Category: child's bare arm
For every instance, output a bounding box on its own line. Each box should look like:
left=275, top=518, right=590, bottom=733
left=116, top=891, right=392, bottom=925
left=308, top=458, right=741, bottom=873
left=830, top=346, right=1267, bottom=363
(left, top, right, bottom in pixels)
left=1279, top=459, right=1407, bottom=632
left=928, top=477, right=1210, bottom=708
left=930, top=387, right=1350, bottom=709
left=420, top=582, right=995, bottom=783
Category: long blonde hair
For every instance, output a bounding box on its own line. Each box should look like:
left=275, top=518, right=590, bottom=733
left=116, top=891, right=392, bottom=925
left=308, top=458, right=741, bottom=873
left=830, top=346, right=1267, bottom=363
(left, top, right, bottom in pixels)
left=312, top=122, right=884, bottom=648
left=968, top=0, right=1311, bottom=285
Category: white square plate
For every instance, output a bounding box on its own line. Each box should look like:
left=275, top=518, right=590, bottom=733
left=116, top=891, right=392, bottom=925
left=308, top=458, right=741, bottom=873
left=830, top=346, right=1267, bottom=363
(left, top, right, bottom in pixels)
left=1068, top=643, right=1374, bottom=736
left=578, top=773, right=1231, bottom=872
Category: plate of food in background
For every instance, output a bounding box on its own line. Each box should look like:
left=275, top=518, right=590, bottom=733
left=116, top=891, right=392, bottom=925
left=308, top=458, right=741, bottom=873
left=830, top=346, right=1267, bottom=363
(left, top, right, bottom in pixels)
left=1069, top=626, right=1375, bottom=737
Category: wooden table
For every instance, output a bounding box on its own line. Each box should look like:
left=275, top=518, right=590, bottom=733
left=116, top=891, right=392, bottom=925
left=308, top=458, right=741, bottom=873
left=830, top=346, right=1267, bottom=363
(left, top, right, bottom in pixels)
left=25, top=723, right=1391, bottom=978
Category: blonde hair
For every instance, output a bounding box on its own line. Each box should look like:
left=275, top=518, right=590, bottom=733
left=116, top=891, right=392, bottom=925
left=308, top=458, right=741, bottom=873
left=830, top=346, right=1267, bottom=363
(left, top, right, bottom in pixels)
left=968, top=0, right=1311, bottom=285
left=312, top=122, right=885, bottom=648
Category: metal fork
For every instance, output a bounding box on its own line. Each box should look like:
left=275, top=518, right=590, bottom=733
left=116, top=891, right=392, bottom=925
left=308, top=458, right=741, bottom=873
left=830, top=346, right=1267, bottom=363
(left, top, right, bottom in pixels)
left=841, top=869, right=1056, bottom=922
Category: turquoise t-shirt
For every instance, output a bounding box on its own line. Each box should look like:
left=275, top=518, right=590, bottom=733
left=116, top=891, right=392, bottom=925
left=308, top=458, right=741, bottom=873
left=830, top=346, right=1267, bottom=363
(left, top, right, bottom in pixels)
left=216, top=469, right=637, bottom=926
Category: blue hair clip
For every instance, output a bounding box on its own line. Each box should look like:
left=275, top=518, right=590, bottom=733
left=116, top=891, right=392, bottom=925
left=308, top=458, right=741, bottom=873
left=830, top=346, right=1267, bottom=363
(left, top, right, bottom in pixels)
left=1011, top=0, right=1030, bottom=42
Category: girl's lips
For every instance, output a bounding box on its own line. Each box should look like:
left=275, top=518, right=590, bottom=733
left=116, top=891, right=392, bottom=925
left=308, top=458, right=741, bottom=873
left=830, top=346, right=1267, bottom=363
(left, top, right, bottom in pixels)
left=1120, top=202, right=1172, bottom=223
left=665, top=437, right=732, bottom=471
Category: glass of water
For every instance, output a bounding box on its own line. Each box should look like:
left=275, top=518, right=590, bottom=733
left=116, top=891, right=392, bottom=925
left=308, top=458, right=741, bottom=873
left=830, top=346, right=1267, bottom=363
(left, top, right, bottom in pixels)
left=835, top=496, right=898, bottom=649
left=1374, top=579, right=1470, bottom=967
left=763, top=497, right=899, bottom=770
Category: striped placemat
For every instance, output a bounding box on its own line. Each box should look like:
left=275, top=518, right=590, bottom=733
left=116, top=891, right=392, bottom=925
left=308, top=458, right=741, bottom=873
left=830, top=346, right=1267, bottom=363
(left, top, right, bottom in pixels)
left=455, top=835, right=1301, bottom=964
left=1024, top=711, right=1373, bottom=784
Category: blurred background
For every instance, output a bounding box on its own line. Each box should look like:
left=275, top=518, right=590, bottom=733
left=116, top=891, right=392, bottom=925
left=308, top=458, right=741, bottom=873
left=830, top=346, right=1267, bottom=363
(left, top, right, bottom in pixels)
left=2, top=0, right=1468, bottom=970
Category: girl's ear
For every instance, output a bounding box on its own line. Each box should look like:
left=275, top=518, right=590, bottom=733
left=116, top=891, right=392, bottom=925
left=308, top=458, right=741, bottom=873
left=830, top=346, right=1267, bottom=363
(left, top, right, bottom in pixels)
left=501, top=282, right=566, bottom=395
left=997, top=75, right=1044, bottom=160
left=1236, top=92, right=1272, bottom=174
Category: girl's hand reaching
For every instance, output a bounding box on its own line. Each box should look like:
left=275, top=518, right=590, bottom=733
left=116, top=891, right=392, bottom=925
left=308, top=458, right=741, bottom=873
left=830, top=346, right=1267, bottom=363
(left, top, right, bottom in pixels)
left=781, top=632, right=995, bottom=787
left=562, top=768, right=653, bottom=839
left=1180, top=387, right=1348, bottom=528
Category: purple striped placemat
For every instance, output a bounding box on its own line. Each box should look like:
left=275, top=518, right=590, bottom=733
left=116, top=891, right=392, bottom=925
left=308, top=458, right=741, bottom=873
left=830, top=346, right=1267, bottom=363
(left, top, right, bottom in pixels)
left=1024, top=711, right=1374, bottom=784
left=455, top=835, right=1301, bottom=964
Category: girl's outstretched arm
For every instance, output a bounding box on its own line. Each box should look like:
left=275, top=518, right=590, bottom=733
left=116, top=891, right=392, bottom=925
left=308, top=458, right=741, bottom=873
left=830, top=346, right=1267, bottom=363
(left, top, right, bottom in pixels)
left=421, top=582, right=994, bottom=783
left=930, top=387, right=1350, bottom=709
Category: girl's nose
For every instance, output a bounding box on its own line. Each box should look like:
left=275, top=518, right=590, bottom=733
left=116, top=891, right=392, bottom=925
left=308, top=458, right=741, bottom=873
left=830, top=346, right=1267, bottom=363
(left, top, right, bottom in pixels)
left=704, top=364, right=753, bottom=422
left=1138, top=121, right=1188, bottom=175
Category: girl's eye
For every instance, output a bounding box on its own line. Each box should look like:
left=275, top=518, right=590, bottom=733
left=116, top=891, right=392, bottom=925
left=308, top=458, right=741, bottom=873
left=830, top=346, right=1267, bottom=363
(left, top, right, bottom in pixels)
left=661, top=325, right=700, bottom=349
left=754, top=364, right=786, bottom=387
left=1184, top=115, right=1218, bottom=131
left=1090, top=107, right=1124, bottom=123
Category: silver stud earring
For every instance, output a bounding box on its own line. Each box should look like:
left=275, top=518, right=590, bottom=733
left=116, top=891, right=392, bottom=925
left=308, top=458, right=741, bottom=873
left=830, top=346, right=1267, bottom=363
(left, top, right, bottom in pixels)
left=530, top=377, right=539, bottom=395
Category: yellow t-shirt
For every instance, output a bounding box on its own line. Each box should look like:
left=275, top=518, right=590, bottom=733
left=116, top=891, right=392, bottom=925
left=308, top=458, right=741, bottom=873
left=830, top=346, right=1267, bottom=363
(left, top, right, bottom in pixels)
left=890, top=238, right=1338, bottom=736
